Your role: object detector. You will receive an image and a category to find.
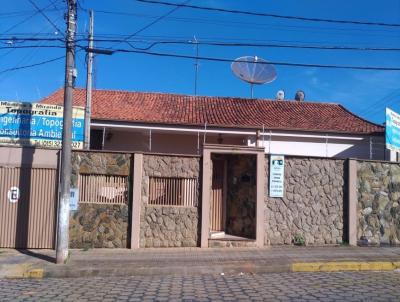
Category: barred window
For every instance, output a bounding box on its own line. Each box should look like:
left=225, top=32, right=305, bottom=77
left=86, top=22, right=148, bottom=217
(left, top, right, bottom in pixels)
left=148, top=177, right=198, bottom=207
left=78, top=174, right=128, bottom=204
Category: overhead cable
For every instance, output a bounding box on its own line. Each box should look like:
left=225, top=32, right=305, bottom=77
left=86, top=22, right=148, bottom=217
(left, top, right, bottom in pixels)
left=4, top=37, right=400, bottom=52
left=0, top=55, right=64, bottom=74
left=27, top=0, right=64, bottom=37
left=136, top=0, right=400, bottom=28
left=80, top=46, right=400, bottom=71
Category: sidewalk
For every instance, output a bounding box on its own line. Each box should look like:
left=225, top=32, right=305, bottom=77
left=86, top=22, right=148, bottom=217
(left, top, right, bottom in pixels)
left=1, top=246, right=400, bottom=279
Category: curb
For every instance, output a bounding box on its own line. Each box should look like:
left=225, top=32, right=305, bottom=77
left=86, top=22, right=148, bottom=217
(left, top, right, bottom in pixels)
left=2, top=261, right=400, bottom=279
left=0, top=264, right=44, bottom=279
left=291, top=261, right=400, bottom=272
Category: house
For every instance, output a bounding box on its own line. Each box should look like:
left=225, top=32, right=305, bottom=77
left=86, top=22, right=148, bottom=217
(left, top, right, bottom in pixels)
left=41, top=88, right=385, bottom=159
left=0, top=89, right=394, bottom=250
left=22, top=87, right=390, bottom=249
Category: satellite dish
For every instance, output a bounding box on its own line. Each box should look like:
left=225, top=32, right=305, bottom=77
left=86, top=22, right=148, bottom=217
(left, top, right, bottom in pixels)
left=231, top=56, right=277, bottom=98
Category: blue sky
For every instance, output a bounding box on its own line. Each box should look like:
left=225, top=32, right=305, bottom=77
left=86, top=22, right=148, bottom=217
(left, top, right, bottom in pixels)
left=1, top=0, right=400, bottom=124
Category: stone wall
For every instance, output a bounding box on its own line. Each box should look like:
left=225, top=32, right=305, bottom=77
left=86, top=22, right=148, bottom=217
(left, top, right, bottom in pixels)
left=140, top=155, right=201, bottom=248
left=265, top=157, right=345, bottom=245
left=70, top=204, right=129, bottom=248
left=70, top=151, right=132, bottom=248
left=357, top=161, right=400, bottom=245
left=141, top=206, right=198, bottom=247
left=225, top=154, right=256, bottom=239
left=71, top=151, right=131, bottom=187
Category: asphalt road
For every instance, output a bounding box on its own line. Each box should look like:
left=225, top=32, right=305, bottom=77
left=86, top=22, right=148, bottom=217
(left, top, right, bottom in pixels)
left=1, top=271, right=400, bottom=301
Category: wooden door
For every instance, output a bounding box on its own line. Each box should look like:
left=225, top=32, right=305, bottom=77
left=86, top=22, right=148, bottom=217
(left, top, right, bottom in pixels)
left=210, top=160, right=225, bottom=231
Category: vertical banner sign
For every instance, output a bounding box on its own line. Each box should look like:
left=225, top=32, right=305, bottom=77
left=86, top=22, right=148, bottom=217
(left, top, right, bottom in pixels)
left=269, top=154, right=285, bottom=198
left=0, top=101, right=84, bottom=149
left=386, top=108, right=400, bottom=153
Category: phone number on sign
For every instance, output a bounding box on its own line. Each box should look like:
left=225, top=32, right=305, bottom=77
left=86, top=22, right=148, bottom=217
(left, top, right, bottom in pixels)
left=34, top=140, right=83, bottom=149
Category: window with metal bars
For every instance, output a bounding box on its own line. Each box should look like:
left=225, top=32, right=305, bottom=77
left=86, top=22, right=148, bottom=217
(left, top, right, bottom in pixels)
left=148, top=177, right=198, bottom=207
left=78, top=173, right=128, bottom=204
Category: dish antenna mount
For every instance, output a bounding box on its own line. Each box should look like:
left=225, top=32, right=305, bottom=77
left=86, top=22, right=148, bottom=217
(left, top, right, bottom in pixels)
left=231, top=56, right=277, bottom=98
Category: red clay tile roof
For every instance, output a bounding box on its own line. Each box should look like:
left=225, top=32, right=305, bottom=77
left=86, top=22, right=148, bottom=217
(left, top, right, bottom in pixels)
left=41, top=88, right=384, bottom=135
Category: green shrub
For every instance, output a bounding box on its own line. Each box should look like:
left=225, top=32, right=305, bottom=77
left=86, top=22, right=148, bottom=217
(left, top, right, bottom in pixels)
left=293, top=234, right=305, bottom=246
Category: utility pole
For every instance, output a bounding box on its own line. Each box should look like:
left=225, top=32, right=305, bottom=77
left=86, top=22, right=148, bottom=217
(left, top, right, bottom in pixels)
left=84, top=10, right=94, bottom=150
left=56, top=0, right=76, bottom=264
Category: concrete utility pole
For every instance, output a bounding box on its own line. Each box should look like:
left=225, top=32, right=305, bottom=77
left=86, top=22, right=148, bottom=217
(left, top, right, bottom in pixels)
left=84, top=10, right=94, bottom=150
left=56, top=0, right=76, bottom=264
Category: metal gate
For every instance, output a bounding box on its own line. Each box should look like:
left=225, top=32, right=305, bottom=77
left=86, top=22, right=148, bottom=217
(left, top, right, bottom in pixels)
left=210, top=160, right=225, bottom=232
left=0, top=166, right=58, bottom=248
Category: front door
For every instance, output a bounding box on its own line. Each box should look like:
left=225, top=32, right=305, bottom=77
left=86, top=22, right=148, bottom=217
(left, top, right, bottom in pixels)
left=210, top=159, right=225, bottom=232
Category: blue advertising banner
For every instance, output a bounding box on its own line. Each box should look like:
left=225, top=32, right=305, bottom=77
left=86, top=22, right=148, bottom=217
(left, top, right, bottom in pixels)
left=0, top=101, right=84, bottom=149
left=386, top=108, right=400, bottom=153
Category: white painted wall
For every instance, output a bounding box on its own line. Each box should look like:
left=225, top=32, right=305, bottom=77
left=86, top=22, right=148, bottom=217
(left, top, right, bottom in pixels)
left=248, top=133, right=385, bottom=159
left=96, top=125, right=385, bottom=160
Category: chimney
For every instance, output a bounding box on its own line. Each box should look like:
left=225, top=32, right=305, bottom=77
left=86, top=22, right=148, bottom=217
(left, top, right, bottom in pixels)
left=295, top=90, right=305, bottom=101
left=276, top=90, right=285, bottom=101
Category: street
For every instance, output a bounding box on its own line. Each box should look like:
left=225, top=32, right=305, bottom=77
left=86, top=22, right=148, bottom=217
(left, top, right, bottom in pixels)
left=1, top=271, right=400, bottom=301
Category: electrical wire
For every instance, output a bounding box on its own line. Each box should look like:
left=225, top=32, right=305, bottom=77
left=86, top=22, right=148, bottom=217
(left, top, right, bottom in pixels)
left=27, top=0, right=64, bottom=37
left=86, top=38, right=400, bottom=52
left=2, top=2, right=56, bottom=34
left=81, top=46, right=400, bottom=71
left=358, top=89, right=400, bottom=116
left=5, top=37, right=400, bottom=52
left=0, top=45, right=66, bottom=50
left=0, top=55, right=65, bottom=74
left=110, top=0, right=192, bottom=48
left=136, top=0, right=400, bottom=28
left=94, top=9, right=400, bottom=38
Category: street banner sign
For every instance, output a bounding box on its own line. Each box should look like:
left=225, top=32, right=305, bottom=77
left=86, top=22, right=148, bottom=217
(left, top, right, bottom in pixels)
left=386, top=108, right=400, bottom=153
left=269, top=154, right=285, bottom=197
left=0, top=101, right=84, bottom=149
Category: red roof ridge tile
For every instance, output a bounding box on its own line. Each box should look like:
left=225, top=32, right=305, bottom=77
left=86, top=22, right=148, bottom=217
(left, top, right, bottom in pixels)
left=336, top=103, right=384, bottom=130
left=65, top=87, right=349, bottom=106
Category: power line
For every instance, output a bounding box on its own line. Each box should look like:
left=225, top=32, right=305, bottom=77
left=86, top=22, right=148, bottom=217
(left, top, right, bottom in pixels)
left=3, top=37, right=400, bottom=53
left=83, top=46, right=400, bottom=71
left=0, top=37, right=64, bottom=43
left=87, top=38, right=400, bottom=52
left=358, top=88, right=400, bottom=116
left=110, top=0, right=191, bottom=48
left=0, top=55, right=64, bottom=74
left=2, top=2, right=56, bottom=34
left=95, top=9, right=400, bottom=37
left=0, top=45, right=65, bottom=50
left=137, top=0, right=400, bottom=28
left=0, top=10, right=57, bottom=18
left=27, top=0, right=64, bottom=36
left=4, top=37, right=400, bottom=52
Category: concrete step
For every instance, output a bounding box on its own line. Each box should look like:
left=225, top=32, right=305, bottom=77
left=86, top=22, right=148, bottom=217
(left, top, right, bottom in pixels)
left=208, top=239, right=257, bottom=248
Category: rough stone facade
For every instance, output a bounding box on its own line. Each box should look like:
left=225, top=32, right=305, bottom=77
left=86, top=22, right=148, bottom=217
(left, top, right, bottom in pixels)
left=225, top=154, right=256, bottom=239
left=71, top=151, right=131, bottom=187
left=265, top=157, right=345, bottom=245
left=70, top=151, right=131, bottom=248
left=69, top=204, right=129, bottom=248
left=357, top=161, right=400, bottom=245
left=140, top=155, right=201, bottom=248
left=141, top=206, right=198, bottom=247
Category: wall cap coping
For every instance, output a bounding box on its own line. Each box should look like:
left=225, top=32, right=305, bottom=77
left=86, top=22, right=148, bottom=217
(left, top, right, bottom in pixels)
left=143, top=152, right=201, bottom=158
left=203, top=144, right=265, bottom=153
left=355, top=158, right=399, bottom=164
